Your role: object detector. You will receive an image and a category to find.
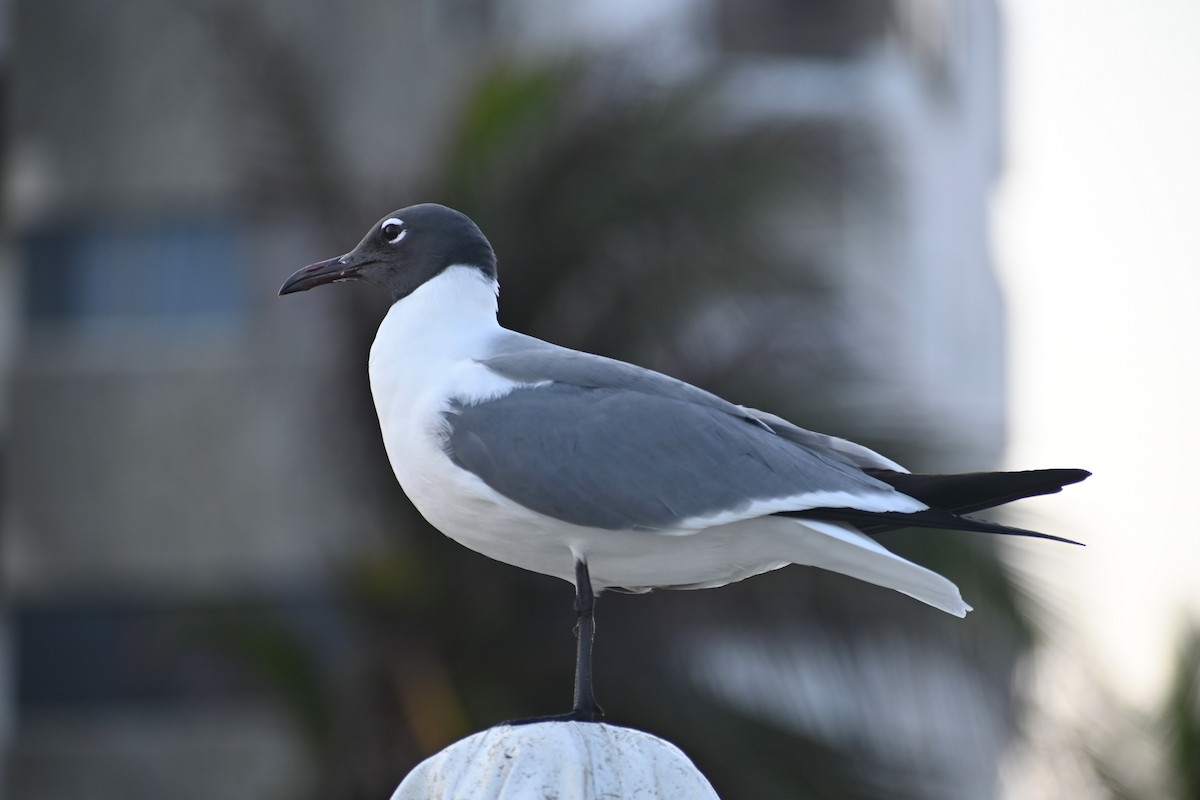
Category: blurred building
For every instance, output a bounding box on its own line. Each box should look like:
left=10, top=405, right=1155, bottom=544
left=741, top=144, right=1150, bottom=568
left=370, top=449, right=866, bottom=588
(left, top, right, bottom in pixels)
left=1, top=1, right=1006, bottom=799
left=2, top=3, right=492, bottom=798
left=509, top=0, right=1007, bottom=469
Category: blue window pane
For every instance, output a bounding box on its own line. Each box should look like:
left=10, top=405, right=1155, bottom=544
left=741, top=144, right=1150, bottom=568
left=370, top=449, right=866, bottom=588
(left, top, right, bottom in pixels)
left=22, top=217, right=246, bottom=324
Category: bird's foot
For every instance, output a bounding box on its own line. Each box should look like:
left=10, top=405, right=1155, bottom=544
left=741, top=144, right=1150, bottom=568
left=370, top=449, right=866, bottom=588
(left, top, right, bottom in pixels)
left=501, top=704, right=606, bottom=726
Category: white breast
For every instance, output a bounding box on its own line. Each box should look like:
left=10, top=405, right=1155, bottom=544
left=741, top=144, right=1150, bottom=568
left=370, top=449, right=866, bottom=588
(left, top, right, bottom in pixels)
left=368, top=265, right=503, bottom=498
left=367, top=267, right=588, bottom=581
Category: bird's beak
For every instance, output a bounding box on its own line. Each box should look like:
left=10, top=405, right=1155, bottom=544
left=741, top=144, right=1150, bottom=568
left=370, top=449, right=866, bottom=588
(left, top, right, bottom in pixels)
left=278, top=254, right=365, bottom=296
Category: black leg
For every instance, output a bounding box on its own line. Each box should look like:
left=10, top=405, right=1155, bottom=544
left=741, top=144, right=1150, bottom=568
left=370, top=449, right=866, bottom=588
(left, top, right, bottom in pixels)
left=570, top=559, right=603, bottom=721
left=501, top=559, right=605, bottom=726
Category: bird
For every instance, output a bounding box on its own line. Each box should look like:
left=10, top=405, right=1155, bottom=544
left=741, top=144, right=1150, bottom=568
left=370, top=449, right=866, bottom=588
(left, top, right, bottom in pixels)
left=279, top=203, right=1088, bottom=722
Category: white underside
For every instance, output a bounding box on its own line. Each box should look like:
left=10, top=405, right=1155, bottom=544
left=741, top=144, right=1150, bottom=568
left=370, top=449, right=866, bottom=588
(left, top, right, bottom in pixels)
left=368, top=267, right=971, bottom=617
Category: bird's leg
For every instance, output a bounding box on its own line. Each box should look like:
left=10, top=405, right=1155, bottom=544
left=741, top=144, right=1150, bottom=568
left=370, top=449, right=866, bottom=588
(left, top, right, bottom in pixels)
left=501, top=559, right=604, bottom=726
left=570, top=558, right=603, bottom=721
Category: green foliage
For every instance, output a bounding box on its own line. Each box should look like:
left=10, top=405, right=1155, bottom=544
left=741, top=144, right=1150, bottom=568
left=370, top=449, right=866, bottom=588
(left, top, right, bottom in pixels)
left=199, top=612, right=333, bottom=751
left=1082, top=622, right=1200, bottom=800
left=1165, top=625, right=1200, bottom=799
left=430, top=61, right=831, bottom=360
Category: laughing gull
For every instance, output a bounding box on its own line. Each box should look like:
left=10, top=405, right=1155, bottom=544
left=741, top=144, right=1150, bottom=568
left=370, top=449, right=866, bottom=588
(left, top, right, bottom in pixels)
left=280, top=203, right=1088, bottom=721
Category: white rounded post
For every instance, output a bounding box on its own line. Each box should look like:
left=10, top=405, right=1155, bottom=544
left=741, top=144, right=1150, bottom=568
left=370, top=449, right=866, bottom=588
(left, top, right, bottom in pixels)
left=391, top=722, right=720, bottom=799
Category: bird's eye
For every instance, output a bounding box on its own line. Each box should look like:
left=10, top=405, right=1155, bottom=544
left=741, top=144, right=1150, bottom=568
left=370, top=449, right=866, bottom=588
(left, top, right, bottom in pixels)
left=381, top=218, right=407, bottom=244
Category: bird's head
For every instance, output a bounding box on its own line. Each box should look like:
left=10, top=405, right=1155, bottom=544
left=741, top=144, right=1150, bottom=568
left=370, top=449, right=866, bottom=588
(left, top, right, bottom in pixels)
left=278, top=203, right=497, bottom=302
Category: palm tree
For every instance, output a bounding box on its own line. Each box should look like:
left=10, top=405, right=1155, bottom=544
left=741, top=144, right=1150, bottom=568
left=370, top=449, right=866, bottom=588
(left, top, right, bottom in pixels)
left=400, top=60, right=1038, bottom=800
left=1086, top=623, right=1200, bottom=799
left=191, top=6, right=1042, bottom=795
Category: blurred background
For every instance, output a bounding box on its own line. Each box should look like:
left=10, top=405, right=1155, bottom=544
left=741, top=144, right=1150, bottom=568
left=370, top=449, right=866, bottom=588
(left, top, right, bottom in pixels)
left=0, top=1, right=1196, bottom=798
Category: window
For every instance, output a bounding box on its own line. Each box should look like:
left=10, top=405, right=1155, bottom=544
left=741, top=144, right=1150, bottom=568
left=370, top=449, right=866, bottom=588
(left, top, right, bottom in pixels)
left=22, top=216, right=246, bottom=328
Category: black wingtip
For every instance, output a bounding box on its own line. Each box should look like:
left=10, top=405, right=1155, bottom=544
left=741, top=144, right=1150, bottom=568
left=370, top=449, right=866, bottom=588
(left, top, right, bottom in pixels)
left=781, top=506, right=1087, bottom=545
left=784, top=467, right=1091, bottom=544
left=1057, top=468, right=1092, bottom=487
left=957, top=515, right=1086, bottom=546
left=863, top=467, right=1092, bottom=516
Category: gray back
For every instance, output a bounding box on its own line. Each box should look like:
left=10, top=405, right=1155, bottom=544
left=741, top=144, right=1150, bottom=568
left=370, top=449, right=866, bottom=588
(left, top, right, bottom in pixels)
left=441, top=338, right=903, bottom=531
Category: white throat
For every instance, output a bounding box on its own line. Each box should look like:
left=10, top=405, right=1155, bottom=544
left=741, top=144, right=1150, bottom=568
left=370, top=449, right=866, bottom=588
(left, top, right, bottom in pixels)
left=367, top=264, right=511, bottom=514
left=373, top=264, right=500, bottom=351
left=368, top=264, right=504, bottom=403
left=395, top=263, right=498, bottom=323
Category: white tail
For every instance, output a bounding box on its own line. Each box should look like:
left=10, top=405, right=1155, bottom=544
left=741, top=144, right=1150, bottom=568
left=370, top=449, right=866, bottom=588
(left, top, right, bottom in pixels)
left=784, top=518, right=972, bottom=617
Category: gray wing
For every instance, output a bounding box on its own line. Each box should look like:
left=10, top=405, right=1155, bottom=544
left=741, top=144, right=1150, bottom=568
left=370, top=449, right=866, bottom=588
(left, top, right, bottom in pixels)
left=738, top=408, right=909, bottom=473
left=486, top=334, right=907, bottom=473
left=440, top=339, right=916, bottom=531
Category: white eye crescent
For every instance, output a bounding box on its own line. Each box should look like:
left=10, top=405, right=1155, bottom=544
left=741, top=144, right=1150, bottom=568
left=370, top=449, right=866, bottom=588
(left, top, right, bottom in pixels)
left=380, top=218, right=407, bottom=244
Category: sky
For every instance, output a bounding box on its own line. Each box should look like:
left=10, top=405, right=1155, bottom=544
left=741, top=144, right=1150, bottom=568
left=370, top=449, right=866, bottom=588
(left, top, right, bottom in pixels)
left=997, top=0, right=1200, bottom=710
